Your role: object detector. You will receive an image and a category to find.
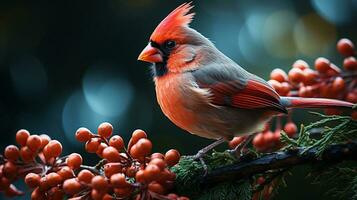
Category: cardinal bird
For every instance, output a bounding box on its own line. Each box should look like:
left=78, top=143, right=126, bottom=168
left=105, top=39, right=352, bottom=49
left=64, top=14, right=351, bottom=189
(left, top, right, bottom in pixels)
left=138, top=3, right=354, bottom=157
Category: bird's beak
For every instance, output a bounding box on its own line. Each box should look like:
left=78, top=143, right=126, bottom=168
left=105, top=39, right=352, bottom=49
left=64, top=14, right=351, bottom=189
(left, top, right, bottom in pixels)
left=137, top=43, right=163, bottom=63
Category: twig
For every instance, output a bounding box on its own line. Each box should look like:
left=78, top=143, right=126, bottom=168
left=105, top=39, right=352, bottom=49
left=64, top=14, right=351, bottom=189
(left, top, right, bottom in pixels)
left=202, top=142, right=357, bottom=185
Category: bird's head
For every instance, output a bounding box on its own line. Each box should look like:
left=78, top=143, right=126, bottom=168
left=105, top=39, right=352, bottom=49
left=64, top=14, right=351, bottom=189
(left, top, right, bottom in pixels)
left=138, top=2, right=214, bottom=77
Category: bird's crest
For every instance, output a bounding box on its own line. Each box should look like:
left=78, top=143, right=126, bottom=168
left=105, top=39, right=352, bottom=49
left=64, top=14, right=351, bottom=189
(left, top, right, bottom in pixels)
left=150, top=2, right=195, bottom=41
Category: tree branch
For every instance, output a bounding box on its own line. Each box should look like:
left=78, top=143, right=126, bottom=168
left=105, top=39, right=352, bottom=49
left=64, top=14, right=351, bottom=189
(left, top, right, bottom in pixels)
left=202, top=142, right=357, bottom=185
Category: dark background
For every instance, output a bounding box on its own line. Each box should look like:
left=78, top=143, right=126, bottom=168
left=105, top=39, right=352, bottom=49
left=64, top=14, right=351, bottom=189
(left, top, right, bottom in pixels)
left=0, top=0, right=356, bottom=199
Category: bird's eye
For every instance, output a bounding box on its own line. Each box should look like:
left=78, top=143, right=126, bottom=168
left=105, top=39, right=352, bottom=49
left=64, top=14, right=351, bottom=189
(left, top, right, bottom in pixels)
left=164, top=40, right=176, bottom=49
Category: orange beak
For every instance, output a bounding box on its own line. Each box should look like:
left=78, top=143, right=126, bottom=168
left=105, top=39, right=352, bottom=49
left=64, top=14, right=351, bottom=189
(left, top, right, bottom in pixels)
left=137, top=43, right=163, bottom=63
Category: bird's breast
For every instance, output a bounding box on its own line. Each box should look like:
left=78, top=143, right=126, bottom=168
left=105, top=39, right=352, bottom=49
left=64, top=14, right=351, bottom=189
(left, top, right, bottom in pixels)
left=154, top=74, right=197, bottom=132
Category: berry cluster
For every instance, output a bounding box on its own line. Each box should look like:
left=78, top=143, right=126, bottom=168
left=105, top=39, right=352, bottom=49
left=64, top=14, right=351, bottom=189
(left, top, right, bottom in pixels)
left=229, top=38, right=356, bottom=152
left=0, top=123, right=188, bottom=200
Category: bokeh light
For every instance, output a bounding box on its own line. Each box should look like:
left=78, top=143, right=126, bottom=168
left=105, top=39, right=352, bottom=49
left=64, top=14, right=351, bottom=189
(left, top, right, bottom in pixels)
left=311, top=0, right=356, bottom=25
left=82, top=66, right=134, bottom=117
left=294, top=13, right=336, bottom=57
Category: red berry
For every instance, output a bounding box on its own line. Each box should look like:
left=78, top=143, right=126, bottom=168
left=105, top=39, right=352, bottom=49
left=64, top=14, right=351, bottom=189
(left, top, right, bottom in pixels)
left=43, top=140, right=62, bottom=158
left=85, top=138, right=101, bottom=153
left=228, top=137, right=245, bottom=149
left=66, top=153, right=83, bottom=169
left=98, top=122, right=113, bottom=138
left=63, top=178, right=82, bottom=195
left=345, top=91, right=357, bottom=103
left=165, top=149, right=180, bottom=167
left=91, top=176, right=108, bottom=191
left=25, top=173, right=41, bottom=188
left=302, top=69, right=318, bottom=85
left=343, top=57, right=357, bottom=70
left=4, top=145, right=20, bottom=161
left=26, top=135, right=42, bottom=152
left=77, top=169, right=95, bottom=184
left=16, top=129, right=30, bottom=147
left=315, top=57, right=330, bottom=73
left=288, top=68, right=304, bottom=83
left=75, top=127, right=93, bottom=142
left=102, top=146, right=120, bottom=162
left=128, top=129, right=147, bottom=150
left=337, top=38, right=354, bottom=57
left=292, top=59, right=309, bottom=70
left=252, top=133, right=265, bottom=150
left=109, top=135, right=124, bottom=150
left=270, top=68, right=288, bottom=82
left=332, top=77, right=345, bottom=93
left=284, top=122, right=297, bottom=137
left=110, top=173, right=128, bottom=188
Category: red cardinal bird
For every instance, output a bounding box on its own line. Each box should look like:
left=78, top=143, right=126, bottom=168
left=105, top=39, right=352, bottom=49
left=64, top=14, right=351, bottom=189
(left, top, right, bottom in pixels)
left=138, top=3, right=354, bottom=157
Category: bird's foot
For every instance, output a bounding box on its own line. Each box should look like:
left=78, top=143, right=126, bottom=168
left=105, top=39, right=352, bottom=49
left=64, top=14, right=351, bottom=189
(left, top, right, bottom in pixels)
left=187, top=138, right=226, bottom=176
left=227, top=134, right=255, bottom=158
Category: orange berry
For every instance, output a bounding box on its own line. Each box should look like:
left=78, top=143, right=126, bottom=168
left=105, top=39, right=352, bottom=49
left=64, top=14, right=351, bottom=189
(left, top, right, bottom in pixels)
left=298, top=86, right=314, bottom=98
left=315, top=57, right=330, bottom=73
left=228, top=136, right=245, bottom=149
left=270, top=68, right=288, bottom=82
left=280, top=82, right=290, bottom=96
left=125, top=165, right=137, bottom=178
left=31, top=188, right=46, bottom=200
left=63, top=178, right=82, bottom=195
left=149, top=158, right=166, bottom=171
left=332, top=77, right=345, bottom=93
left=284, top=122, right=297, bottom=137
left=104, top=163, right=122, bottom=178
left=16, top=129, right=30, bottom=147
left=136, top=138, right=152, bottom=157
left=345, top=91, right=357, bottom=103
left=75, top=127, right=93, bottom=142
left=337, top=38, right=354, bottom=57
left=4, top=145, right=20, bottom=161
left=164, top=149, right=180, bottom=167
left=292, top=59, right=309, bottom=70
left=352, top=111, right=357, bottom=121
left=148, top=182, right=165, bottom=194
left=39, top=134, right=51, bottom=150
left=144, top=164, right=161, bottom=182
left=343, top=57, right=357, bottom=70
left=102, top=146, right=120, bottom=162
left=128, top=129, right=147, bottom=149
left=57, top=166, right=74, bottom=180
left=20, top=146, right=35, bottom=162
left=91, top=175, right=108, bottom=191
left=135, top=169, right=146, bottom=183
left=262, top=131, right=274, bottom=146
left=77, top=169, right=94, bottom=184
left=25, top=173, right=41, bottom=188
left=288, top=68, right=304, bottom=83
left=44, top=140, right=62, bottom=158
left=109, top=135, right=124, bottom=150
left=110, top=173, right=128, bottom=188
left=98, top=122, right=113, bottom=138
left=26, top=135, right=42, bottom=152
left=3, top=162, right=17, bottom=179
left=46, top=172, right=63, bottom=187
left=85, top=138, right=101, bottom=153
left=151, top=153, right=165, bottom=160
left=272, top=130, right=281, bottom=144
left=114, top=187, right=132, bottom=198
left=302, top=69, right=318, bottom=85
left=252, top=133, right=265, bottom=150
left=328, top=63, right=341, bottom=76
left=91, top=189, right=106, bottom=200
left=66, top=153, right=83, bottom=169
left=96, top=142, right=108, bottom=158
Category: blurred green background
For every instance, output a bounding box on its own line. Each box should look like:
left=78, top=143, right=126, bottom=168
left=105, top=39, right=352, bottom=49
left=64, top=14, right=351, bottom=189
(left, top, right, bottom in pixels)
left=0, top=0, right=356, bottom=199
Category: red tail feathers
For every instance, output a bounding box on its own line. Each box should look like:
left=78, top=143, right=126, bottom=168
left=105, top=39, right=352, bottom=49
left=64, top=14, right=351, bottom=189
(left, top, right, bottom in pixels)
left=280, top=96, right=355, bottom=109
